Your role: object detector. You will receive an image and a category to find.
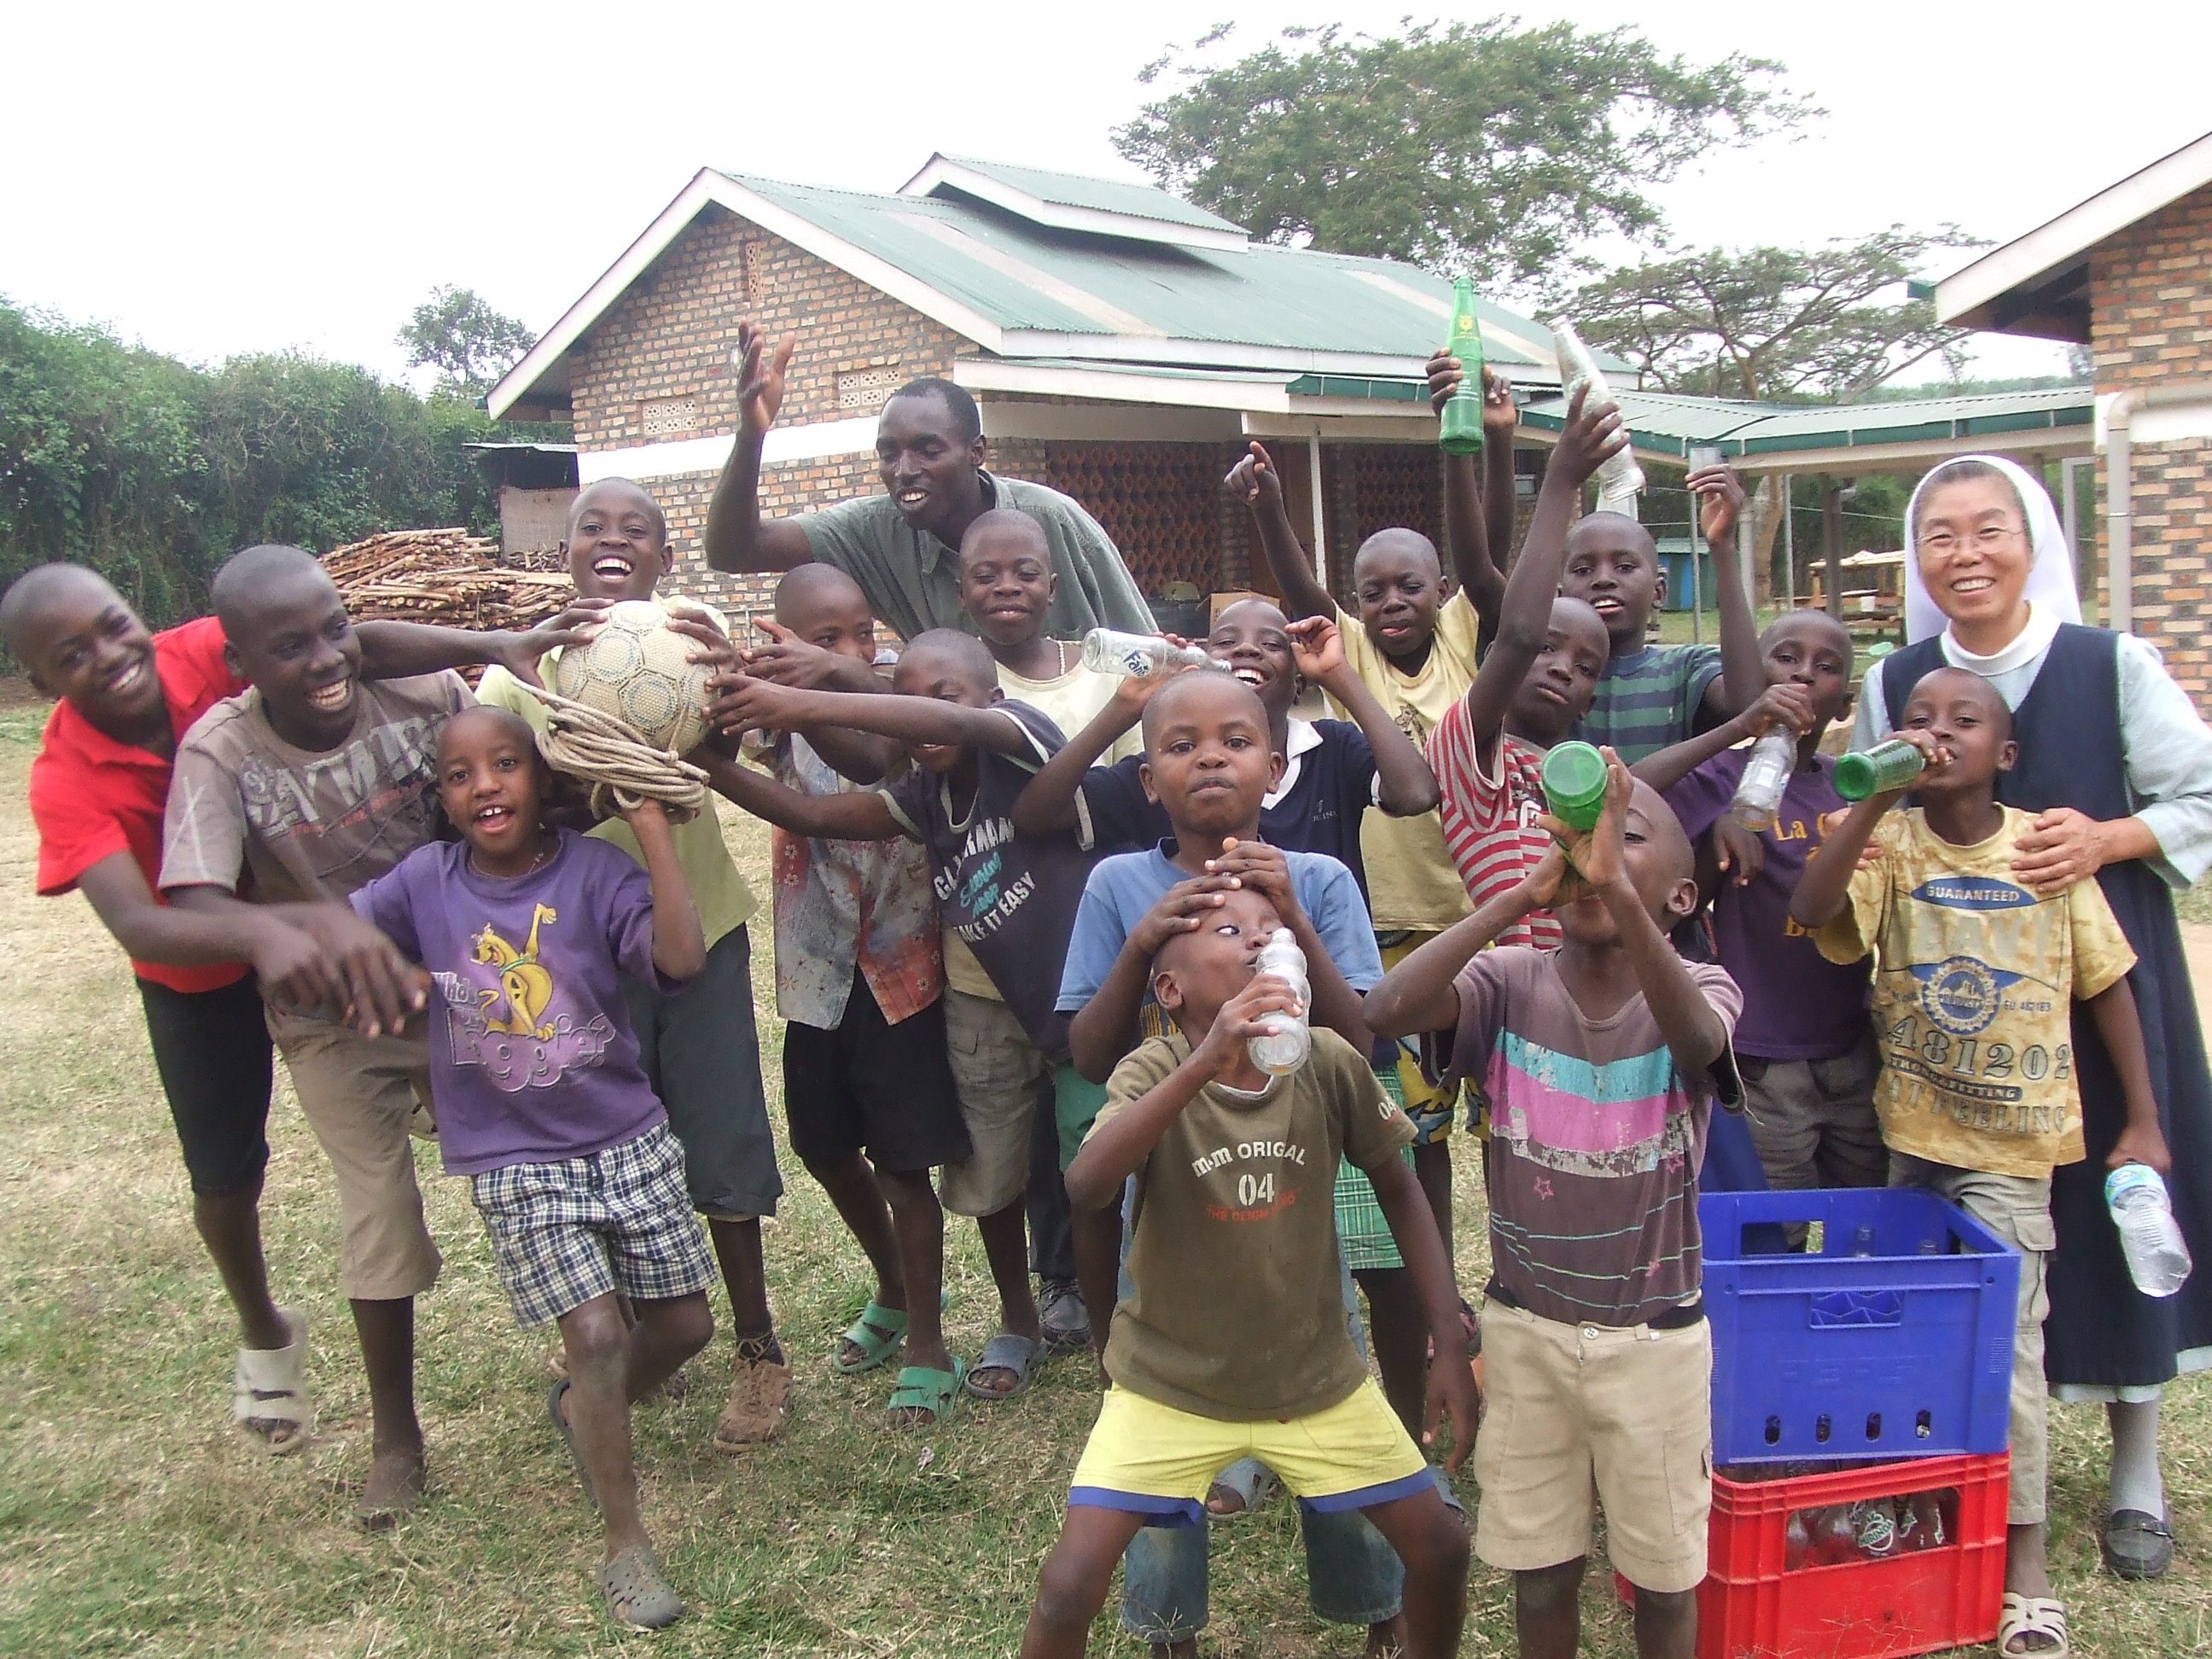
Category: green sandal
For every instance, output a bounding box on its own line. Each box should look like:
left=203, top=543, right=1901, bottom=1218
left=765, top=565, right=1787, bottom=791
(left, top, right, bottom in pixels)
left=835, top=1301, right=910, bottom=1375
left=885, top=1358, right=964, bottom=1426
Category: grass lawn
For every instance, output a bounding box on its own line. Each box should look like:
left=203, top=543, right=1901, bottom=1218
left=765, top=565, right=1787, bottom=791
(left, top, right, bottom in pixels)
left=1, top=690, right=2208, bottom=1656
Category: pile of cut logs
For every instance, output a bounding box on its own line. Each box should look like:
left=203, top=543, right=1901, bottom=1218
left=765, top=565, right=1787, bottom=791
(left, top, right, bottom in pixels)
left=322, top=528, right=571, bottom=630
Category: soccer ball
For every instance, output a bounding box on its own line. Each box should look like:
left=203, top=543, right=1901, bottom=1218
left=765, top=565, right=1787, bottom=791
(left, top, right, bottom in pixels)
left=551, top=600, right=715, bottom=754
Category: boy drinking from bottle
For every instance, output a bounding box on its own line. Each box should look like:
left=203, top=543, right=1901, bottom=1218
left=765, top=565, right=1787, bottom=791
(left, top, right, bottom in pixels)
left=1790, top=666, right=2167, bottom=1658
left=1019, top=882, right=1474, bottom=1659
left=1365, top=752, right=1742, bottom=1659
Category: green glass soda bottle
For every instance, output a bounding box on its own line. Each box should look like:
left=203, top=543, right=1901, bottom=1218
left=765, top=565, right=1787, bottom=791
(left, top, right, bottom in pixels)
left=1541, top=741, right=1609, bottom=832
left=1834, top=738, right=1927, bottom=801
left=1438, top=276, right=1486, bottom=457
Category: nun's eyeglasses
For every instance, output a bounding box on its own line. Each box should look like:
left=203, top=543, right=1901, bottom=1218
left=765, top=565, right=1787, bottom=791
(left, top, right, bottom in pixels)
left=1919, top=525, right=2026, bottom=556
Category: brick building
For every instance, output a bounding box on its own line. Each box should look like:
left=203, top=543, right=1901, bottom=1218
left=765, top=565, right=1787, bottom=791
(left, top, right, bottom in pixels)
left=488, top=155, right=1615, bottom=628
left=1937, top=129, right=2212, bottom=697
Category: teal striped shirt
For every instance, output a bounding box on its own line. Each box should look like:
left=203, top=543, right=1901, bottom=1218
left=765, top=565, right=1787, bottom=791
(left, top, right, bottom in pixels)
left=1574, top=644, right=1722, bottom=766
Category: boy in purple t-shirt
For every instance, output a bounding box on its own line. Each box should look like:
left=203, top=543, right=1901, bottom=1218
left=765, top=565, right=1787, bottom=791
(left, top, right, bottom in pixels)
left=348, top=707, right=716, bottom=1631
left=1640, top=612, right=1883, bottom=1197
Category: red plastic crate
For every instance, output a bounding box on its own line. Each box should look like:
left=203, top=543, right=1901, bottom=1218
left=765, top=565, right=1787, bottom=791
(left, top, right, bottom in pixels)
left=1617, top=1452, right=2009, bottom=1659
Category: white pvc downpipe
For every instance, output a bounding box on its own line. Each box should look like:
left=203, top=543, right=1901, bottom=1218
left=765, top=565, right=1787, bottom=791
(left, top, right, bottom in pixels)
left=2104, top=378, right=2212, bottom=634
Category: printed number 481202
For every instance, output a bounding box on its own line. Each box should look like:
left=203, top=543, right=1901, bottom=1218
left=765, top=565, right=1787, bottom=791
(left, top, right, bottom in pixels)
left=1884, top=1015, right=2071, bottom=1082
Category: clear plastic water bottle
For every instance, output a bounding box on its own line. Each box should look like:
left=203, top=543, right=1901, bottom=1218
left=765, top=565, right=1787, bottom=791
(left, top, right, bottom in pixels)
left=1246, top=928, right=1312, bottom=1075
left=1080, top=629, right=1212, bottom=679
left=1548, top=317, right=1646, bottom=509
left=2106, top=1164, right=2193, bottom=1297
left=1730, top=727, right=1800, bottom=831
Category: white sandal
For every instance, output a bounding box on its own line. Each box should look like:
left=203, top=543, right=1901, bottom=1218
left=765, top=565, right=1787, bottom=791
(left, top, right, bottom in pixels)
left=233, top=1309, right=311, bottom=1455
left=1998, top=1591, right=2069, bottom=1658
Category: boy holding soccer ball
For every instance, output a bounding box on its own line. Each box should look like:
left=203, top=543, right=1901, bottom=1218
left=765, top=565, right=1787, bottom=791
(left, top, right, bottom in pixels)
left=477, top=478, right=792, bottom=1449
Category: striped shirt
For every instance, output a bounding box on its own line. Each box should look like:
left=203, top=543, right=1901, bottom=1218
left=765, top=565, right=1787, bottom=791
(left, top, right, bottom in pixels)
left=1428, top=698, right=1560, bottom=951
left=1443, top=946, right=1742, bottom=1327
left=1574, top=643, right=1721, bottom=765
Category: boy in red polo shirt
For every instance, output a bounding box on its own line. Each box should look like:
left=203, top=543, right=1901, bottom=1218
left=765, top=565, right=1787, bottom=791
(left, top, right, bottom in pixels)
left=3, top=562, right=584, bottom=1463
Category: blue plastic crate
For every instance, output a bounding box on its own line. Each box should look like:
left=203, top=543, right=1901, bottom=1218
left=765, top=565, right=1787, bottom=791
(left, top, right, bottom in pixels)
left=1701, top=1187, right=2022, bottom=1465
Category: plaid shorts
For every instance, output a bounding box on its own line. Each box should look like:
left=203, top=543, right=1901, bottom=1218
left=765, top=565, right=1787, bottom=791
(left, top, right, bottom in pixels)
left=1333, top=1154, right=1406, bottom=1272
left=469, top=1123, right=717, bottom=1328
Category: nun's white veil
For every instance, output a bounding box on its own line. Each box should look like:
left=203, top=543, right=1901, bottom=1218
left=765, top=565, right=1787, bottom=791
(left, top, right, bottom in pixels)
left=1901, top=454, right=2081, bottom=643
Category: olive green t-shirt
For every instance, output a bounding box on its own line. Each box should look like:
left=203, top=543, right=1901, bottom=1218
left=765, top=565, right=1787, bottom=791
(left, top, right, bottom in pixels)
left=1093, top=1027, right=1417, bottom=1421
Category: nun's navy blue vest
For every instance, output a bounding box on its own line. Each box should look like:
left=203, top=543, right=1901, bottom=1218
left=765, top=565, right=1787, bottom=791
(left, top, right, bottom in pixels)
left=1881, top=626, right=2212, bottom=1386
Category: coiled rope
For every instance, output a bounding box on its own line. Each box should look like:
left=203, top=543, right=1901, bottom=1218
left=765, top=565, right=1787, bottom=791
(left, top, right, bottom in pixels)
left=519, top=682, right=708, bottom=824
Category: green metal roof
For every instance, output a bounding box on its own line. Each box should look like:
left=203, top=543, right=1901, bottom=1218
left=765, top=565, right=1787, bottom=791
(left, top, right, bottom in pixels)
left=723, top=171, right=1602, bottom=374
left=1511, top=385, right=2093, bottom=461
left=927, top=156, right=1248, bottom=237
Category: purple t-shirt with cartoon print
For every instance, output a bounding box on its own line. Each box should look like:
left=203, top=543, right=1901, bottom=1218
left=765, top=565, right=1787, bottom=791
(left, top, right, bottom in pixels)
left=351, top=830, right=671, bottom=1174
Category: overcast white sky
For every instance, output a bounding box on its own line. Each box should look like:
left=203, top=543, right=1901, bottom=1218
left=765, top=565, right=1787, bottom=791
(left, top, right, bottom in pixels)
left=9, top=1, right=2206, bottom=388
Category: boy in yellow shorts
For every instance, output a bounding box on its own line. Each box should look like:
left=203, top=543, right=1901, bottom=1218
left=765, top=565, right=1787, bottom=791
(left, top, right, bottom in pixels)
left=1019, top=886, right=1474, bottom=1659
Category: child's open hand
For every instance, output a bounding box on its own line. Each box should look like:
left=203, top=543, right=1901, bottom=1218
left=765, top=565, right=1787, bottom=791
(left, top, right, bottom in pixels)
left=1204, top=839, right=1301, bottom=923
left=1549, top=385, right=1629, bottom=491
left=1222, top=441, right=1281, bottom=505
left=733, top=319, right=796, bottom=436
left=499, top=597, right=611, bottom=688
left=1284, top=614, right=1345, bottom=684
left=1196, top=972, right=1304, bottom=1079
left=1131, top=876, right=1233, bottom=956
left=706, top=670, right=805, bottom=738
left=1690, top=462, right=1746, bottom=545
left=667, top=612, right=740, bottom=678
left=740, top=616, right=860, bottom=690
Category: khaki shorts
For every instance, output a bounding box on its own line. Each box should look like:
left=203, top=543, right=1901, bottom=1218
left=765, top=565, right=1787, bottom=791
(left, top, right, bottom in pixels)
left=1475, top=1297, right=1713, bottom=1592
left=1889, top=1151, right=2052, bottom=1525
left=940, top=987, right=1041, bottom=1218
left=268, top=1007, right=442, bottom=1301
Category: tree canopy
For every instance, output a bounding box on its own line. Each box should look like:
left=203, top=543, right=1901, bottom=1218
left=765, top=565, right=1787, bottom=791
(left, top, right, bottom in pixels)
left=1569, top=226, right=1982, bottom=402
left=2, top=300, right=503, bottom=634
left=398, top=286, right=535, bottom=399
left=1113, top=19, right=1809, bottom=282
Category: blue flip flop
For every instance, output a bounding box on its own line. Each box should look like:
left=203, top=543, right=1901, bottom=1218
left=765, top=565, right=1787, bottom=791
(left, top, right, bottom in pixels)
left=963, top=1333, right=1043, bottom=1401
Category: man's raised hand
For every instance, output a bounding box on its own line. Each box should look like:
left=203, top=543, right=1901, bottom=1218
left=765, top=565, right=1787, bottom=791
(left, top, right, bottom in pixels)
left=733, top=320, right=797, bottom=437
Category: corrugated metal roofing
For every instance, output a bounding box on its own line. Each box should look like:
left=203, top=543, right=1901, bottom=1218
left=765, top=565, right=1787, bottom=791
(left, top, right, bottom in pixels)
left=926, top=156, right=1247, bottom=236
left=1512, top=384, right=2092, bottom=459
left=724, top=171, right=1592, bottom=372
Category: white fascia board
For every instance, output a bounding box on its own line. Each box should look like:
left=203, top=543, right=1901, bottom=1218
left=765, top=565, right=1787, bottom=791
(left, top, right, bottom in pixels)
left=1722, top=426, right=2095, bottom=478
left=954, top=357, right=1292, bottom=413
left=995, top=330, right=1441, bottom=380
left=980, top=403, right=1244, bottom=443
left=490, top=170, right=725, bottom=420
left=899, top=156, right=1249, bottom=253
left=577, top=414, right=879, bottom=485
left=1936, top=130, right=2212, bottom=324
left=488, top=169, right=1012, bottom=421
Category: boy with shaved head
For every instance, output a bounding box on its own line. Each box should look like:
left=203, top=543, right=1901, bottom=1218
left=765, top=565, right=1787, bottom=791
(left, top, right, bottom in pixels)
left=476, top=476, right=794, bottom=1452
left=159, top=543, right=474, bottom=1524
left=6, top=556, right=579, bottom=1481
left=1368, top=753, right=1743, bottom=1659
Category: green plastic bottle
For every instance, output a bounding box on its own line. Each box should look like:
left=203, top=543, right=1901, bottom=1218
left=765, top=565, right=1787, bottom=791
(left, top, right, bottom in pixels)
left=1834, top=738, right=1927, bottom=801
left=1541, top=741, right=1609, bottom=832
left=1438, top=276, right=1486, bottom=457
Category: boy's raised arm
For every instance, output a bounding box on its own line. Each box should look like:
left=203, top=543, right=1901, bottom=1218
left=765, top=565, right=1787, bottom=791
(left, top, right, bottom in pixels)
left=1428, top=355, right=1505, bottom=632
left=1365, top=864, right=1562, bottom=1038
left=1631, top=682, right=1817, bottom=795
left=690, top=748, right=900, bottom=841
left=1289, top=617, right=1439, bottom=816
left=1224, top=442, right=1333, bottom=622
left=1695, top=465, right=1763, bottom=719
left=355, top=602, right=608, bottom=689
left=1009, top=671, right=1167, bottom=838
left=622, top=800, right=707, bottom=982
left=1457, top=386, right=1626, bottom=747
left=701, top=323, right=817, bottom=574
left=710, top=675, right=1032, bottom=758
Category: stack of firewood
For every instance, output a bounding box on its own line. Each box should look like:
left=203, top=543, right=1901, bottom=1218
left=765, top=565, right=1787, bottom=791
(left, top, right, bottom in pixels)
left=322, top=528, right=573, bottom=631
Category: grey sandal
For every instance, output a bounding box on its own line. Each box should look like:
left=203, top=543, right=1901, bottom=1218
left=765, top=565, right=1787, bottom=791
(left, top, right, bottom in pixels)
left=963, top=1333, right=1042, bottom=1400
left=597, top=1545, right=683, bottom=1629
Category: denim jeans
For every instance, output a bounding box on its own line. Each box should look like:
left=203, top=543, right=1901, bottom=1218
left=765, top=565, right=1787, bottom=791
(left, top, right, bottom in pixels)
left=1115, top=1216, right=1406, bottom=1639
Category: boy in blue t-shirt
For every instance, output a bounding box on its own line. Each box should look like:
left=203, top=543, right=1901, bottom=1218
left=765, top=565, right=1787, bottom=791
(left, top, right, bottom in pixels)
left=349, top=707, right=716, bottom=1630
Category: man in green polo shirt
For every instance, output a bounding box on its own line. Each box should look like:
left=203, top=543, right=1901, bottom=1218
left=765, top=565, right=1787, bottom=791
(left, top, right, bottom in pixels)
left=701, top=322, right=1155, bottom=643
